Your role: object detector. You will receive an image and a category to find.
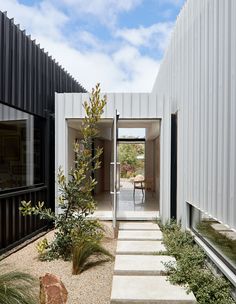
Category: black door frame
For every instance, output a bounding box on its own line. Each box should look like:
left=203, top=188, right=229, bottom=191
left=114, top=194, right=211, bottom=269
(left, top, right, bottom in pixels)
left=170, top=113, right=177, bottom=219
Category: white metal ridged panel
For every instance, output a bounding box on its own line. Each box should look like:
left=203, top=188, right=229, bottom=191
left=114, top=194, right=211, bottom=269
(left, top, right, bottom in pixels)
left=152, top=0, right=236, bottom=229
left=131, top=93, right=140, bottom=118
left=64, top=93, right=73, bottom=118
left=115, top=93, right=123, bottom=118
left=105, top=93, right=115, bottom=118
left=229, top=0, right=236, bottom=229
left=56, top=92, right=163, bottom=119
left=140, top=93, right=148, bottom=118
left=123, top=93, right=132, bottom=117
left=149, top=93, right=158, bottom=118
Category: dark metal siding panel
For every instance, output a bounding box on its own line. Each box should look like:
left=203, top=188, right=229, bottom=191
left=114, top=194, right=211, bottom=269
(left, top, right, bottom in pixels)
left=3, top=15, right=10, bottom=105
left=0, top=11, right=86, bottom=253
left=26, top=36, right=32, bottom=112
left=22, top=31, right=26, bottom=110
left=9, top=19, right=15, bottom=105
left=36, top=44, right=40, bottom=114
left=32, top=40, right=36, bottom=113
left=41, top=52, right=46, bottom=115
left=0, top=13, right=3, bottom=101
left=15, top=25, right=22, bottom=108
left=20, top=30, right=25, bottom=110
left=0, top=187, right=48, bottom=254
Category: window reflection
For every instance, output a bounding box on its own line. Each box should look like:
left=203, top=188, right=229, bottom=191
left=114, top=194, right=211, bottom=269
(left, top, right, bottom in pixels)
left=0, top=104, right=44, bottom=190
left=191, top=206, right=236, bottom=271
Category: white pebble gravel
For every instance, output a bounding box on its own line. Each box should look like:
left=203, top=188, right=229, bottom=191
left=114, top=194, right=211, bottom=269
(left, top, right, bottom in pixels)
left=1, top=222, right=116, bottom=304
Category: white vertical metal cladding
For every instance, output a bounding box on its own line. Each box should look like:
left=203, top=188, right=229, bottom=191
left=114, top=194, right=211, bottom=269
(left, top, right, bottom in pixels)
left=152, top=0, right=236, bottom=230
left=55, top=92, right=163, bottom=120
left=55, top=93, right=67, bottom=215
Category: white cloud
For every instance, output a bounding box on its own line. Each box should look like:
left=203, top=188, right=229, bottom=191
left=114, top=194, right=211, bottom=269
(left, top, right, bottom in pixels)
left=0, top=0, right=167, bottom=92
left=116, top=22, right=174, bottom=52
left=0, top=0, right=68, bottom=41
left=59, top=0, right=143, bottom=27
left=74, top=30, right=102, bottom=50
left=37, top=35, right=160, bottom=92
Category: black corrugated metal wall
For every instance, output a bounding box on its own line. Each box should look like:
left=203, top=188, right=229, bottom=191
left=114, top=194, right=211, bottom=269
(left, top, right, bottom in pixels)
left=0, top=11, right=86, bottom=254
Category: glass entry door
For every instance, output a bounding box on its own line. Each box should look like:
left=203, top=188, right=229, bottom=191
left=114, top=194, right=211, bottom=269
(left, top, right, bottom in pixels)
left=110, top=110, right=120, bottom=228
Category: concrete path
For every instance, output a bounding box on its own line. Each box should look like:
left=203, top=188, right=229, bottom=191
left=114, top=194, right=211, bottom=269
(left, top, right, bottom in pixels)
left=118, top=230, right=163, bottom=240
left=110, top=221, right=197, bottom=303
left=114, top=255, right=176, bottom=275
left=119, top=222, right=159, bottom=230
left=116, top=240, right=166, bottom=255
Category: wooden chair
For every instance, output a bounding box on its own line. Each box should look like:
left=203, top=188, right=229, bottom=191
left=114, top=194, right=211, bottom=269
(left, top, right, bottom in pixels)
left=133, top=175, right=145, bottom=197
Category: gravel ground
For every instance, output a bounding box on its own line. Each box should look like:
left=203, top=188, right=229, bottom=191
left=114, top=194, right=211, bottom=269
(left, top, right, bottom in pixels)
left=1, top=222, right=116, bottom=304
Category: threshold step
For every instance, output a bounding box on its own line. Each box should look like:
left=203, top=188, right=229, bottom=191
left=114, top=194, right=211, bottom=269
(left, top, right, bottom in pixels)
left=114, top=255, right=175, bottom=275
left=119, top=222, right=160, bottom=230
left=118, top=230, right=163, bottom=241
left=91, top=211, right=159, bottom=221
left=111, top=276, right=197, bottom=303
left=116, top=240, right=166, bottom=255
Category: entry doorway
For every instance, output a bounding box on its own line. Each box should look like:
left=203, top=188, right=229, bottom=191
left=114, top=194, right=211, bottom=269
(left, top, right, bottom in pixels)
left=118, top=140, right=145, bottom=210
left=66, top=118, right=160, bottom=220
left=117, top=137, right=158, bottom=212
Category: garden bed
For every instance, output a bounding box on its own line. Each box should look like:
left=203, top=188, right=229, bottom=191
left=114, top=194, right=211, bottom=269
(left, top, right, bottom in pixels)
left=0, top=221, right=116, bottom=304
left=159, top=221, right=236, bottom=304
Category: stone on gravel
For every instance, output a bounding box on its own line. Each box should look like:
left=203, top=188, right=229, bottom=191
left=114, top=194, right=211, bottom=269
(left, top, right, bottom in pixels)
left=40, top=273, right=68, bottom=304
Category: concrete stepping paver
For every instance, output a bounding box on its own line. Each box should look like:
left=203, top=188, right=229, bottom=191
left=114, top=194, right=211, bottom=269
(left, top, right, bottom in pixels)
left=118, top=230, right=163, bottom=240
left=114, top=255, right=175, bottom=275
left=111, top=275, right=197, bottom=303
left=119, top=222, right=160, bottom=230
left=211, top=223, right=231, bottom=232
left=116, top=240, right=166, bottom=255
left=219, top=231, right=236, bottom=240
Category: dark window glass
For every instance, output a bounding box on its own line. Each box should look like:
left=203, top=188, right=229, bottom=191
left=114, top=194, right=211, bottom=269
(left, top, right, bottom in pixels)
left=190, top=205, right=236, bottom=272
left=0, top=104, right=44, bottom=190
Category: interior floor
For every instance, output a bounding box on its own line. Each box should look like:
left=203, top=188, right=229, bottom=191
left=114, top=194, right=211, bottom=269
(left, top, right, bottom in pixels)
left=95, top=189, right=159, bottom=212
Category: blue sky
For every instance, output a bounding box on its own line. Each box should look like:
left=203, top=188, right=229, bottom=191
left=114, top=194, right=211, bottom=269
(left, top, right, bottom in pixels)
left=0, top=0, right=185, bottom=91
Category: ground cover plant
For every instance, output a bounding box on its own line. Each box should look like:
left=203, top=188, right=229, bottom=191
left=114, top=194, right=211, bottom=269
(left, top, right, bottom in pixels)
left=19, top=84, right=113, bottom=272
left=0, top=265, right=37, bottom=304
left=159, top=220, right=235, bottom=304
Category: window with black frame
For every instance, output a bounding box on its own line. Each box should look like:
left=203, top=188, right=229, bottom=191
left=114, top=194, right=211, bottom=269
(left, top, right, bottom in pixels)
left=189, top=204, right=236, bottom=274
left=0, top=104, right=44, bottom=190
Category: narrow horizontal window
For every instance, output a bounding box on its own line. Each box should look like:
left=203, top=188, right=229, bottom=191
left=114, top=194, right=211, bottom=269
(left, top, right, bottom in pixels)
left=189, top=204, right=236, bottom=274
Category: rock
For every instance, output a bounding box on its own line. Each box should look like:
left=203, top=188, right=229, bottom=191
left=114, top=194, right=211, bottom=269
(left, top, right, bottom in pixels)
left=40, top=273, right=68, bottom=304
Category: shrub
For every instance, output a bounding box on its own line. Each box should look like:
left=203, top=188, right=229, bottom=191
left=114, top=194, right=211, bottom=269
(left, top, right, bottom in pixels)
left=36, top=238, right=49, bottom=260
left=72, top=238, right=113, bottom=275
left=161, top=221, right=235, bottom=304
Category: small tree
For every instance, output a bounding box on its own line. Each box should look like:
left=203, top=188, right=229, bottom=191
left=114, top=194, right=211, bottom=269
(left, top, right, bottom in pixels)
left=20, top=84, right=107, bottom=261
